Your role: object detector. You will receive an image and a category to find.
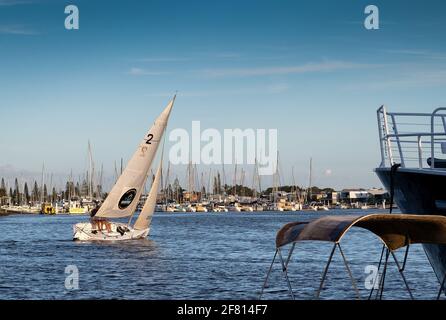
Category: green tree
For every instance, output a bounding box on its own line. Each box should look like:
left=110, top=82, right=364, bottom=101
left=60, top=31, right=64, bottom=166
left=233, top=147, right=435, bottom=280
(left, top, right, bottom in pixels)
left=24, top=182, right=30, bottom=205
left=14, top=178, right=20, bottom=205
left=32, top=181, right=39, bottom=203
left=9, top=187, right=13, bottom=204
left=43, top=184, right=48, bottom=202
left=52, top=187, right=57, bottom=203
left=75, top=182, right=80, bottom=197
left=0, top=178, right=6, bottom=197
left=217, top=173, right=222, bottom=194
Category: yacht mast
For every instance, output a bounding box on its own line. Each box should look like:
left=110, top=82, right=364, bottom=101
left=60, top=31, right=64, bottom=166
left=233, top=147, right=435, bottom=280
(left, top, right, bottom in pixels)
left=308, top=158, right=313, bottom=203
left=40, top=163, right=45, bottom=204
left=233, top=163, right=237, bottom=197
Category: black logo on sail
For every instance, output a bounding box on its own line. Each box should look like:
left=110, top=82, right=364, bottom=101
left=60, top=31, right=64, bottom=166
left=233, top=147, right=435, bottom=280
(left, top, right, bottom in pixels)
left=118, top=189, right=137, bottom=210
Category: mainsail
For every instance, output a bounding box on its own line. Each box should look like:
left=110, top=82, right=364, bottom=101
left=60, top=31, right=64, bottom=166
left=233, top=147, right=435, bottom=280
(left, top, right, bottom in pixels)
left=133, top=160, right=162, bottom=230
left=95, top=97, right=175, bottom=218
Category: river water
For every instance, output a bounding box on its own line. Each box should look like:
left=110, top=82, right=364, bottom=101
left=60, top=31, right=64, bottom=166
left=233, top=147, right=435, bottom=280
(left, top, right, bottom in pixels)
left=0, top=210, right=441, bottom=300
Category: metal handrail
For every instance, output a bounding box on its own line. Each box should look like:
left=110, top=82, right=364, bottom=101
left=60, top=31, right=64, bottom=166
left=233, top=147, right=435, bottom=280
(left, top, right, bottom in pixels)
left=431, top=108, right=446, bottom=169
left=377, top=106, right=446, bottom=169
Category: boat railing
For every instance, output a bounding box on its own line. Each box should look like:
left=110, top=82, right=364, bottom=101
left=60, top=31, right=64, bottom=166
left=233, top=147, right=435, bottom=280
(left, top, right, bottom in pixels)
left=377, top=106, right=446, bottom=169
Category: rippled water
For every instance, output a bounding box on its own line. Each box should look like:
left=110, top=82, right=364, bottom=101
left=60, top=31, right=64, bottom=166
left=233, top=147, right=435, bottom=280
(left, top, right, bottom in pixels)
left=0, top=210, right=441, bottom=300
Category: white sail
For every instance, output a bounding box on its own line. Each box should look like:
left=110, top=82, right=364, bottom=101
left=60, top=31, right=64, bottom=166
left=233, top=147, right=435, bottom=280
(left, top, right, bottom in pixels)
left=133, top=161, right=162, bottom=230
left=95, top=97, right=175, bottom=218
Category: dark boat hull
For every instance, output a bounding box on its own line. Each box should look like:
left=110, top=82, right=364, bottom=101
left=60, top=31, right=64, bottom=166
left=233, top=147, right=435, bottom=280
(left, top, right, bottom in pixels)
left=375, top=167, right=446, bottom=283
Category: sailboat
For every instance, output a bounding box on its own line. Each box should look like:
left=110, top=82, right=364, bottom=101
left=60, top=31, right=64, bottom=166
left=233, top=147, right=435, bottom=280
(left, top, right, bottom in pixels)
left=72, top=97, right=175, bottom=241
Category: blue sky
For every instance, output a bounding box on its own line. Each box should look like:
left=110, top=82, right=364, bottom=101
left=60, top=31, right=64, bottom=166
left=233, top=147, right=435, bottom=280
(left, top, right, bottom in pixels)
left=1, top=0, right=446, bottom=190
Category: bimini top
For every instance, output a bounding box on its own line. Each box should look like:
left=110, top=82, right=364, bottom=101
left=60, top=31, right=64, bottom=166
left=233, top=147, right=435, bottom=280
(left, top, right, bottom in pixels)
left=276, top=214, right=446, bottom=251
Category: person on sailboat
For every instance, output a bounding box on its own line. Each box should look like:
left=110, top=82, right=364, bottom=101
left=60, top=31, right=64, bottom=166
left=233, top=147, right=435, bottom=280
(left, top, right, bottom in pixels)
left=90, top=206, right=112, bottom=233
left=90, top=208, right=100, bottom=232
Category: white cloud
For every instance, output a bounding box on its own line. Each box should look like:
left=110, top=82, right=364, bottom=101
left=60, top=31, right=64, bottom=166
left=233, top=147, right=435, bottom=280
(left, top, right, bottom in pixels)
left=0, top=25, right=38, bottom=35
left=144, top=84, right=292, bottom=98
left=127, top=67, right=170, bottom=76
left=341, top=68, right=446, bottom=91
left=137, top=57, right=190, bottom=63
left=0, top=0, right=33, bottom=6
left=266, top=84, right=290, bottom=94
left=201, top=61, right=379, bottom=77
left=384, top=49, right=446, bottom=60
left=214, top=52, right=241, bottom=59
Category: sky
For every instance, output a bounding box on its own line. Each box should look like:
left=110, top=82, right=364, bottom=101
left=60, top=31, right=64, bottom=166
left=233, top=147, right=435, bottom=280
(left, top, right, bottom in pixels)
left=1, top=0, right=446, bottom=190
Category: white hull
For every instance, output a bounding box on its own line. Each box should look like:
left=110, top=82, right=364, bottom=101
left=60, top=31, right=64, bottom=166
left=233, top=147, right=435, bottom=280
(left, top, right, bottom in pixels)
left=73, top=222, right=149, bottom=241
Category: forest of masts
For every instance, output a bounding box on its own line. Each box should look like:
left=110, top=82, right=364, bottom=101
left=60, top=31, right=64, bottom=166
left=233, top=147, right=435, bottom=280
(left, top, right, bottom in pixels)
left=0, top=159, right=335, bottom=206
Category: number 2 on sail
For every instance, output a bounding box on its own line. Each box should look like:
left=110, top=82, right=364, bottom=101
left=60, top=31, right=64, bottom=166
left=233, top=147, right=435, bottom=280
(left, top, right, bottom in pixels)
left=146, top=134, right=154, bottom=144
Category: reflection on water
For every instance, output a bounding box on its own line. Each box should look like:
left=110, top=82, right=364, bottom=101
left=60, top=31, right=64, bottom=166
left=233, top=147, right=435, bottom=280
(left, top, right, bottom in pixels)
left=0, top=210, right=440, bottom=300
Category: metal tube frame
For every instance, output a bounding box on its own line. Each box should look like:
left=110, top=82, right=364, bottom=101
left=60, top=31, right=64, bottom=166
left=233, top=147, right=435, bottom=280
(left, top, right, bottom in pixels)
left=368, top=245, right=386, bottom=300
left=391, top=114, right=405, bottom=168
left=389, top=250, right=414, bottom=300
left=259, top=249, right=278, bottom=300
left=278, top=248, right=295, bottom=300
left=315, top=243, right=337, bottom=299
left=337, top=243, right=361, bottom=299
left=260, top=241, right=429, bottom=301
left=258, top=243, right=297, bottom=300
left=315, top=243, right=360, bottom=300
left=377, top=248, right=390, bottom=300
left=437, top=272, right=446, bottom=300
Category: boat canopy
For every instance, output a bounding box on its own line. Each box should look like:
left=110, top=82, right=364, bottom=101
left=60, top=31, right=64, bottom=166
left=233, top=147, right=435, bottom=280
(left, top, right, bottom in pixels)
left=276, top=214, right=446, bottom=251
left=261, top=214, right=446, bottom=300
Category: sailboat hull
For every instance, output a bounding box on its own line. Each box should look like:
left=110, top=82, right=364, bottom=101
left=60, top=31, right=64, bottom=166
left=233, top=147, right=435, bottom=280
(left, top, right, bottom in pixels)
left=73, top=222, right=150, bottom=241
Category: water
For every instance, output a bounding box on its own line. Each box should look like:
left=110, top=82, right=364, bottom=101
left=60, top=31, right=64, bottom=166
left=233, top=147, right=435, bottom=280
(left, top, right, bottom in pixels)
left=0, top=210, right=440, bottom=300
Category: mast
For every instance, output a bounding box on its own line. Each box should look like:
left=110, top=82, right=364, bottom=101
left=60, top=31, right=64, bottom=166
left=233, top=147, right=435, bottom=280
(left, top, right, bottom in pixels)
left=252, top=158, right=262, bottom=199
left=273, top=151, right=280, bottom=203
left=187, top=160, right=192, bottom=203
left=164, top=161, right=171, bottom=205
left=88, top=141, right=91, bottom=199
left=194, top=164, right=199, bottom=201
left=240, top=168, right=245, bottom=197
left=69, top=169, right=73, bottom=205
left=87, top=141, right=96, bottom=200
left=291, top=166, right=295, bottom=201
left=308, top=157, right=313, bottom=203
left=40, top=163, right=45, bottom=204
left=98, top=163, right=103, bottom=199
left=207, top=168, right=212, bottom=200
left=114, top=161, right=118, bottom=183
left=50, top=173, right=53, bottom=204
left=233, top=163, right=237, bottom=197
left=222, top=163, right=226, bottom=198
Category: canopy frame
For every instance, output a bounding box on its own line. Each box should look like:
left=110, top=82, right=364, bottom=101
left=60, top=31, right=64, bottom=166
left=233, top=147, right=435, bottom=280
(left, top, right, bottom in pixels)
left=259, top=214, right=446, bottom=300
